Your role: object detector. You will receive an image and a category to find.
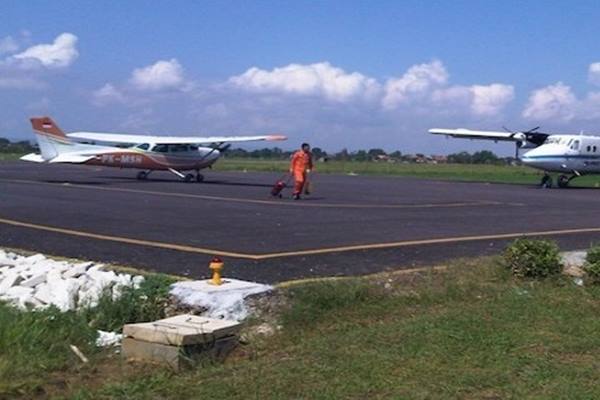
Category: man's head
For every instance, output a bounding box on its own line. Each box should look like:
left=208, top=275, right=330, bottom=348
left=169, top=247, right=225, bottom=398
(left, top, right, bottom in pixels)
left=301, top=143, right=310, bottom=153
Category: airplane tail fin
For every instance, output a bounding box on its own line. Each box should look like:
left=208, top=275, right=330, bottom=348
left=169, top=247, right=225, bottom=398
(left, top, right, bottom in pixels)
left=29, top=116, right=73, bottom=161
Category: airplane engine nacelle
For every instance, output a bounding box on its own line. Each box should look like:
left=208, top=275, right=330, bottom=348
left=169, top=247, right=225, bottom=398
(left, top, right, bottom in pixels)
left=519, top=141, right=538, bottom=149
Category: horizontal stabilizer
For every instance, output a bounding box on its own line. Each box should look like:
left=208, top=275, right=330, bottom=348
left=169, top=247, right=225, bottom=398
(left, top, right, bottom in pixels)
left=48, top=154, right=95, bottom=164
left=20, top=153, right=45, bottom=163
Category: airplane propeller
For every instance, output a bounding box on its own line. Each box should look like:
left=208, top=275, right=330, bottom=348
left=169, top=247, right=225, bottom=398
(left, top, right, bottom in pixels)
left=503, top=126, right=540, bottom=160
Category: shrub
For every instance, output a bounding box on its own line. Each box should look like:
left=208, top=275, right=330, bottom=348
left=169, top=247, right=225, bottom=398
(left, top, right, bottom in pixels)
left=584, top=245, right=600, bottom=284
left=503, top=238, right=562, bottom=278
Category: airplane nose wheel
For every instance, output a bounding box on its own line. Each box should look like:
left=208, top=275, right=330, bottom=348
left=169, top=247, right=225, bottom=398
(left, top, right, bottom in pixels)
left=184, top=173, right=194, bottom=182
left=540, top=173, right=553, bottom=188
left=136, top=171, right=149, bottom=180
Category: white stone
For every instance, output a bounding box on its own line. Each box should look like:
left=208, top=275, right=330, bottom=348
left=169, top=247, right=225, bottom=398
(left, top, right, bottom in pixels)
left=20, top=274, right=47, bottom=288
left=562, top=250, right=587, bottom=268
left=63, top=262, right=92, bottom=278
left=132, top=275, right=144, bottom=288
left=0, top=272, right=20, bottom=293
left=96, top=330, right=123, bottom=347
left=170, top=279, right=272, bottom=321
left=33, top=283, right=53, bottom=305
left=24, top=253, right=46, bottom=264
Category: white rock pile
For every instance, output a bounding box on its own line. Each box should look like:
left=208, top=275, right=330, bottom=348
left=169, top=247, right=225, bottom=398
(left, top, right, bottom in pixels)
left=0, top=250, right=144, bottom=312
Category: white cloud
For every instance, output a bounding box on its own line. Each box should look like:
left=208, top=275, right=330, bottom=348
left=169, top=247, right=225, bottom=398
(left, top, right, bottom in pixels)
left=522, top=82, right=577, bottom=121
left=383, top=61, right=513, bottom=116
left=92, top=83, right=126, bottom=106
left=0, top=36, right=18, bottom=55
left=12, top=33, right=78, bottom=68
left=382, top=60, right=448, bottom=109
left=588, top=62, right=600, bottom=86
left=130, top=59, right=185, bottom=91
left=469, top=84, right=515, bottom=116
left=229, top=62, right=380, bottom=102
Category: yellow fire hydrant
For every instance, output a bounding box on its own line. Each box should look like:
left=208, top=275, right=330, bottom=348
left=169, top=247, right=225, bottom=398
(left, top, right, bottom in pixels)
left=208, top=257, right=224, bottom=285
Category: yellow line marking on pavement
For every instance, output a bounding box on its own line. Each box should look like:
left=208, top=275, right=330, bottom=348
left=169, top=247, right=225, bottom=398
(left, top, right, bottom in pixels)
left=1, top=216, right=600, bottom=260
left=0, top=178, right=520, bottom=210
left=0, top=217, right=256, bottom=259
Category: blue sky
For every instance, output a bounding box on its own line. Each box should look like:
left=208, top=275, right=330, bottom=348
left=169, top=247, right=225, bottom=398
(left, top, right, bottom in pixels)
left=2, top=0, right=600, bottom=154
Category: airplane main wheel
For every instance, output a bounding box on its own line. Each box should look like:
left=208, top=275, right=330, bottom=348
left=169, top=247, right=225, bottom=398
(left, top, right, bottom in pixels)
left=196, top=173, right=204, bottom=183
left=137, top=171, right=148, bottom=180
left=558, top=175, right=570, bottom=188
left=184, top=174, right=194, bottom=182
left=541, top=174, right=552, bottom=188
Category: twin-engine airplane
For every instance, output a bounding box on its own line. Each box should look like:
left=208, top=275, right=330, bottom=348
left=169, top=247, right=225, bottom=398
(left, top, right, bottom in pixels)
left=429, top=127, right=600, bottom=188
left=22, top=117, right=286, bottom=182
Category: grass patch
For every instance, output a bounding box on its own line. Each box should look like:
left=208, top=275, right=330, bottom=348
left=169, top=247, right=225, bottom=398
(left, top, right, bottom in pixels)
left=72, top=259, right=600, bottom=399
left=0, top=153, right=25, bottom=161
left=0, top=273, right=175, bottom=399
left=215, top=158, right=600, bottom=187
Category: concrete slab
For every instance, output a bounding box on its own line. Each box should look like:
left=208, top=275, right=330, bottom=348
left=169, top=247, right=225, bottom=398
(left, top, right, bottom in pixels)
left=122, top=335, right=238, bottom=370
left=123, top=314, right=242, bottom=346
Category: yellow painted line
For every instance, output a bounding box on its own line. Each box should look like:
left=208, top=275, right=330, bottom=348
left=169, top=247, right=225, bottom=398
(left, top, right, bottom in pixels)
left=0, top=178, right=518, bottom=210
left=257, top=227, right=600, bottom=259
left=0, top=217, right=257, bottom=259
left=1, top=216, right=600, bottom=260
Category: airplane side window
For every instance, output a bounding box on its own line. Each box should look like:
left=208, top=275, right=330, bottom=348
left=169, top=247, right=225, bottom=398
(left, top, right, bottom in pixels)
left=587, top=145, right=591, bottom=152
left=572, top=140, right=580, bottom=150
left=171, top=144, right=188, bottom=152
left=153, top=144, right=168, bottom=152
left=594, top=146, right=598, bottom=152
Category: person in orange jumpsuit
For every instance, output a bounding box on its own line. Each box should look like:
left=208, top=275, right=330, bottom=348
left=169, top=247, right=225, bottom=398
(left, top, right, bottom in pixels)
left=289, top=143, right=313, bottom=200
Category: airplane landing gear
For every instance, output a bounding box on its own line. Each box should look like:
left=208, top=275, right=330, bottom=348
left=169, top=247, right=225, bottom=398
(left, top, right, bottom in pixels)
left=541, top=173, right=552, bottom=188
left=136, top=171, right=151, bottom=180
left=558, top=174, right=579, bottom=188
left=167, top=168, right=206, bottom=182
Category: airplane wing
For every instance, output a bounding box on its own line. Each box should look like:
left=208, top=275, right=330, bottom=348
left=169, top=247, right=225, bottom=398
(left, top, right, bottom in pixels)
left=67, top=131, right=287, bottom=145
left=428, top=128, right=549, bottom=146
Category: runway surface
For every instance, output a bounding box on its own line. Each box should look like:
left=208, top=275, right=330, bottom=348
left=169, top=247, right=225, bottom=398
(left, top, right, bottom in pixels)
left=2, top=161, right=600, bottom=283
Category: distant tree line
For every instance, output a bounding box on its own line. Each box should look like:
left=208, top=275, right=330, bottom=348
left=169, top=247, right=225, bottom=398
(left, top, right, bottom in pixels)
left=0, top=138, right=36, bottom=154
left=225, top=147, right=512, bottom=164
left=446, top=150, right=507, bottom=165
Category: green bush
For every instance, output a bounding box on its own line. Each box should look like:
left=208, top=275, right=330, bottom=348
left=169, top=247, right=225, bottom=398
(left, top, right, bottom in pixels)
left=503, top=238, right=562, bottom=278
left=584, top=245, right=600, bottom=284
left=82, top=274, right=176, bottom=332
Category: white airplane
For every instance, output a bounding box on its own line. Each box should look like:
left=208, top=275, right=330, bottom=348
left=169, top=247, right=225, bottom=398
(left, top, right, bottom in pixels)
left=21, top=116, right=286, bottom=182
left=429, top=127, right=600, bottom=188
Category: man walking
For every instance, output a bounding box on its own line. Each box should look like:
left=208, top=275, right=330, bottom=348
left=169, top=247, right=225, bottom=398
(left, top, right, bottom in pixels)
left=289, top=143, right=313, bottom=200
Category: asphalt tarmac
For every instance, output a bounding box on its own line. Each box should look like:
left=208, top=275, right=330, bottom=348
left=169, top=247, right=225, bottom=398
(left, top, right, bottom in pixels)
left=2, top=161, right=600, bottom=284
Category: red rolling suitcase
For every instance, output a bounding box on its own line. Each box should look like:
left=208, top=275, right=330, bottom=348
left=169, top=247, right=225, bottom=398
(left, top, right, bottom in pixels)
left=271, top=174, right=290, bottom=198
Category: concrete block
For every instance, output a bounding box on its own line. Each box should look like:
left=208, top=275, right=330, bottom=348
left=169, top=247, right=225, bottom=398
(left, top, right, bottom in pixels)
left=122, top=335, right=238, bottom=370
left=123, top=314, right=242, bottom=346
